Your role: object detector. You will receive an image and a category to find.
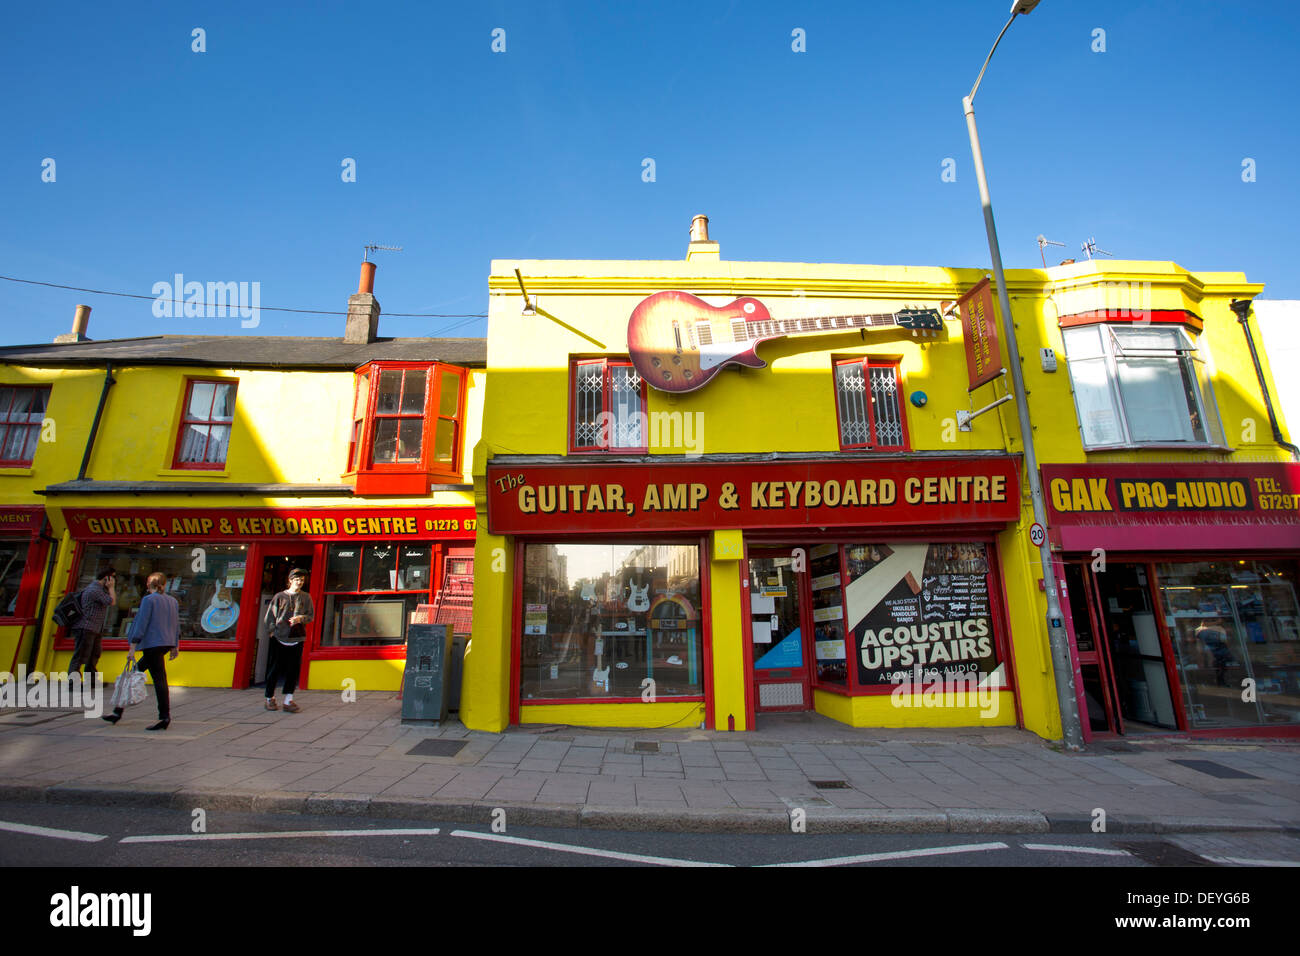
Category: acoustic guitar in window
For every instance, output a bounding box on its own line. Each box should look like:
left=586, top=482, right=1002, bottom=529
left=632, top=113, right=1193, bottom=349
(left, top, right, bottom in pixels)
left=627, top=291, right=943, bottom=393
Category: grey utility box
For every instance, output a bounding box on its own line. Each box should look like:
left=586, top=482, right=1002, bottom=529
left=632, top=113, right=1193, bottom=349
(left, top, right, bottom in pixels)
left=401, top=623, right=451, bottom=724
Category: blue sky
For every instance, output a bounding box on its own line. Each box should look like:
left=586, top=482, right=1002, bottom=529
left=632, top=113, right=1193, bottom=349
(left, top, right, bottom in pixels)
left=2, top=0, right=1297, bottom=344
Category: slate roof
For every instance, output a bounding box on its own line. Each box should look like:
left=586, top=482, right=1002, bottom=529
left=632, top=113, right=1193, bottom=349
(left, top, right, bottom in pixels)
left=0, top=335, right=486, bottom=369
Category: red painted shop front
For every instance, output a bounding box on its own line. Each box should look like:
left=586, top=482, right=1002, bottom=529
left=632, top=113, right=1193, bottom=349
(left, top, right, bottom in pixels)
left=56, top=505, right=476, bottom=688
left=1043, top=463, right=1300, bottom=739
left=488, top=455, right=1023, bottom=728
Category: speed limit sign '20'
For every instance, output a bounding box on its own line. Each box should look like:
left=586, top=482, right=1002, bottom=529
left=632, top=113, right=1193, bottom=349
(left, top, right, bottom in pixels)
left=1029, top=522, right=1046, bottom=547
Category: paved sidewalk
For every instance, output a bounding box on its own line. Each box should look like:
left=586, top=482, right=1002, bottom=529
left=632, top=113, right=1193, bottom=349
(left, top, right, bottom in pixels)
left=1, top=688, right=1297, bottom=834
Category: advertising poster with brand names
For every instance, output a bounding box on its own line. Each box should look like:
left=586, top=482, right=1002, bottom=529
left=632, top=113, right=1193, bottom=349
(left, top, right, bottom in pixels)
left=843, top=542, right=1002, bottom=687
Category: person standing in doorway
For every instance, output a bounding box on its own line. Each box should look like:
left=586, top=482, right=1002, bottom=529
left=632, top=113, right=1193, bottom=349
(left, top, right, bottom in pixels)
left=69, top=566, right=116, bottom=679
left=264, top=568, right=313, bottom=713
left=103, top=572, right=179, bottom=730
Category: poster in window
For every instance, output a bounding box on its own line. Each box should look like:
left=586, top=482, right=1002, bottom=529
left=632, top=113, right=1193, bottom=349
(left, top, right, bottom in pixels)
left=844, top=542, right=999, bottom=686
left=523, top=603, right=548, bottom=636
left=341, top=600, right=405, bottom=641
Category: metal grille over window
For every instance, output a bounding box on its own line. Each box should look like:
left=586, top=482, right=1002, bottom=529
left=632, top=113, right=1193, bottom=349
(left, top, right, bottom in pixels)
left=834, top=362, right=871, bottom=446
left=432, top=555, right=474, bottom=634
left=610, top=365, right=643, bottom=448
left=575, top=363, right=604, bottom=446
left=869, top=365, right=903, bottom=447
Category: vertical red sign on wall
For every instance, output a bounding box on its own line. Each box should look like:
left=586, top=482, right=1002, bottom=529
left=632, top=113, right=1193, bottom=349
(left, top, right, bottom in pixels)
left=958, top=277, right=1003, bottom=392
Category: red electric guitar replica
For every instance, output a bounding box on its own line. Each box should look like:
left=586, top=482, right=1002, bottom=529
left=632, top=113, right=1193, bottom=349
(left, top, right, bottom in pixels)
left=626, top=290, right=944, bottom=393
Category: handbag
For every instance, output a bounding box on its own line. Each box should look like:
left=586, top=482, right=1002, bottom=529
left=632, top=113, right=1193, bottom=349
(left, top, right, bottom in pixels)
left=109, top=654, right=148, bottom=709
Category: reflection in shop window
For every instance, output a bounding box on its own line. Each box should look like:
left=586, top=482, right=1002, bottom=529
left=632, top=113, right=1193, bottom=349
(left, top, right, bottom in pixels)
left=320, top=541, right=440, bottom=647
left=0, top=541, right=31, bottom=617
left=75, top=544, right=248, bottom=640
left=1159, top=559, right=1300, bottom=728
left=520, top=543, right=703, bottom=701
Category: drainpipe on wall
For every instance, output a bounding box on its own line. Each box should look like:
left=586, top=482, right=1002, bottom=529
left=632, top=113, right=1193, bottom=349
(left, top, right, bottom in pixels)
left=1231, top=298, right=1300, bottom=459
left=79, top=362, right=116, bottom=480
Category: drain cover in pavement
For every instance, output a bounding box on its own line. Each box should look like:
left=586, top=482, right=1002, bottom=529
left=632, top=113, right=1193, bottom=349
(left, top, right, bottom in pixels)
left=811, top=780, right=848, bottom=789
left=633, top=741, right=659, bottom=753
left=1169, top=759, right=1260, bottom=780
left=406, top=739, right=468, bottom=758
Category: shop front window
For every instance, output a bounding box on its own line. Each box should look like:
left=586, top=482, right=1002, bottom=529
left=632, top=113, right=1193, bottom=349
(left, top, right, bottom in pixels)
left=0, top=540, right=31, bottom=617
left=842, top=541, right=1003, bottom=690
left=321, top=541, right=436, bottom=647
left=520, top=543, right=703, bottom=701
left=1158, top=559, right=1300, bottom=728
left=75, top=544, right=248, bottom=641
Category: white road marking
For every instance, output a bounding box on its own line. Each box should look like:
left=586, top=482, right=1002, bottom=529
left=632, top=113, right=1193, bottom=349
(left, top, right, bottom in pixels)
left=120, top=827, right=441, bottom=844
left=1203, top=855, right=1300, bottom=867
left=449, top=829, right=730, bottom=867
left=1022, top=843, right=1132, bottom=857
left=0, top=819, right=108, bottom=843
left=763, top=841, right=1009, bottom=867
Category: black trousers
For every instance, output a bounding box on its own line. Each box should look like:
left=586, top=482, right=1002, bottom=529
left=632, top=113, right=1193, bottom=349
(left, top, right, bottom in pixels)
left=69, top=628, right=104, bottom=674
left=113, top=648, right=170, bottom=721
left=265, top=640, right=303, bottom=697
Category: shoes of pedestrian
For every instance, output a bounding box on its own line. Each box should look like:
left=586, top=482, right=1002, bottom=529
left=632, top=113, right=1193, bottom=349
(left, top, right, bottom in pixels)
left=101, top=713, right=120, bottom=725
left=283, top=701, right=301, bottom=714
left=265, top=698, right=278, bottom=711
left=146, top=719, right=169, bottom=731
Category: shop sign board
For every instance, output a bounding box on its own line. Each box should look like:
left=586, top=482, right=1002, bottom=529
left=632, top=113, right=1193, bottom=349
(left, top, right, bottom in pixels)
left=1041, top=463, right=1300, bottom=524
left=488, top=458, right=1021, bottom=534
left=63, top=507, right=478, bottom=541
left=0, top=506, right=44, bottom=533
left=956, top=277, right=1003, bottom=392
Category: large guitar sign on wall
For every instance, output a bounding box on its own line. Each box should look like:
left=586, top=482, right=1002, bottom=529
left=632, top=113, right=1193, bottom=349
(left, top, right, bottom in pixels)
left=626, top=290, right=943, bottom=393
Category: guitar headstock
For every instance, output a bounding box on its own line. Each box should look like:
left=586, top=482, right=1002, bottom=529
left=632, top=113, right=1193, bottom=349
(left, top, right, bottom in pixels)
left=896, top=308, right=943, bottom=331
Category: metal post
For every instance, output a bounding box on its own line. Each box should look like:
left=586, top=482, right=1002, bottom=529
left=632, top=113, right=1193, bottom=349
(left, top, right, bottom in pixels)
left=963, top=65, right=1084, bottom=751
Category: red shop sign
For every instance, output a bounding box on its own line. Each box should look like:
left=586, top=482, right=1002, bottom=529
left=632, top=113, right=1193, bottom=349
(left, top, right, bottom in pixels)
left=64, top=507, right=478, bottom=541
left=487, top=458, right=1021, bottom=534
left=1042, top=463, right=1300, bottom=525
left=0, top=506, right=44, bottom=533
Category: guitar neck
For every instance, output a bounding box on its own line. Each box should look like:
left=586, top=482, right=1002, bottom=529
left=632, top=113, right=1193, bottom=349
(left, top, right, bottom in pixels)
left=721, top=312, right=906, bottom=344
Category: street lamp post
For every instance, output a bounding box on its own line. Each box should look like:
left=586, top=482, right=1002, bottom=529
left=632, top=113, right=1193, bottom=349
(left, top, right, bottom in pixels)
left=962, top=0, right=1084, bottom=750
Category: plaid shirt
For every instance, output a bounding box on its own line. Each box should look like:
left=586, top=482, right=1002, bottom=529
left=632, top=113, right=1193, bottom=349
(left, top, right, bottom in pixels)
left=77, top=580, right=114, bottom=634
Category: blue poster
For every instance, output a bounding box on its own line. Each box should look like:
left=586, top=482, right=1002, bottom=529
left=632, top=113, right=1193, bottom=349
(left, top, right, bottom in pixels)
left=755, top=628, right=803, bottom=669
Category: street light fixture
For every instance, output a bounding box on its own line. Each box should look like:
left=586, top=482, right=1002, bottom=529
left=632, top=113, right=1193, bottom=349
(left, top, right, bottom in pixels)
left=961, top=1, right=1085, bottom=751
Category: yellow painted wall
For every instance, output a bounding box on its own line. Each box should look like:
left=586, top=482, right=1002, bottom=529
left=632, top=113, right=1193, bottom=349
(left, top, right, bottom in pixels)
left=0, top=362, right=482, bottom=690
left=49, top=648, right=236, bottom=688
left=520, top=701, right=705, bottom=729
left=814, top=689, right=1016, bottom=728
left=310, top=658, right=405, bottom=693
left=474, top=255, right=1287, bottom=739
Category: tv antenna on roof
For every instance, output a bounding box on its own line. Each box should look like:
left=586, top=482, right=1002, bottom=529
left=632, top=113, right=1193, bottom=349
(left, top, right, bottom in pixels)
left=363, top=243, right=403, bottom=262
left=1036, top=235, right=1066, bottom=268
left=1081, top=237, right=1112, bottom=260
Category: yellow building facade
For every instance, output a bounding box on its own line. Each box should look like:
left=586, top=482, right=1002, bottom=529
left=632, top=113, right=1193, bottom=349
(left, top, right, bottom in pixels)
left=0, top=286, right=486, bottom=694
left=466, top=229, right=1299, bottom=740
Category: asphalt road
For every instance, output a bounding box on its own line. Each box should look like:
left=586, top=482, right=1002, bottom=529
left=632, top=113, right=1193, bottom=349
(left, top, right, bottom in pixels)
left=2, top=800, right=1297, bottom=868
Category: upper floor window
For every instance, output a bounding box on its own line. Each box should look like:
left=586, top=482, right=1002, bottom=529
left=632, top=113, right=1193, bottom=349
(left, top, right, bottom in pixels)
left=570, top=358, right=647, bottom=453
left=0, top=386, right=50, bottom=467
left=349, top=362, right=467, bottom=493
left=833, top=358, right=907, bottom=451
left=174, top=379, right=236, bottom=469
left=1062, top=324, right=1224, bottom=449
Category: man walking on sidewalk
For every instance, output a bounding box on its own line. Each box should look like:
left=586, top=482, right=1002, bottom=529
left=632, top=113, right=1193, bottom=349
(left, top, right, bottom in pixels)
left=263, top=568, right=313, bottom=713
left=68, top=566, right=116, bottom=679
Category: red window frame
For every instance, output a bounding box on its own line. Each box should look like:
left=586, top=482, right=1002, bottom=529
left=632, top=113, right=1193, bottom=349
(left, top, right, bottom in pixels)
left=347, top=361, right=468, bottom=494
left=172, top=378, right=237, bottom=470
left=0, top=385, right=51, bottom=467
left=568, top=357, right=649, bottom=454
left=831, top=357, right=909, bottom=451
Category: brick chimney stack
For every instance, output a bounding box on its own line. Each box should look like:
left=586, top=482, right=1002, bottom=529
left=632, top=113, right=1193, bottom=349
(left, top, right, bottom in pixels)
left=54, top=304, right=92, bottom=343
left=344, top=262, right=381, bottom=344
left=686, top=214, right=720, bottom=262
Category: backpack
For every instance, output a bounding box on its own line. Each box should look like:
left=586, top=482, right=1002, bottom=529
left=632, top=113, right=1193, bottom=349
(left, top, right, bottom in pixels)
left=52, top=589, right=86, bottom=629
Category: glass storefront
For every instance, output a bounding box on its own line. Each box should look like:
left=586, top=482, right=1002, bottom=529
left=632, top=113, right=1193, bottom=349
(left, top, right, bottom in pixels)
left=320, top=541, right=437, bottom=647
left=1158, top=559, right=1300, bottom=728
left=520, top=542, right=703, bottom=701
left=76, top=543, right=249, bottom=641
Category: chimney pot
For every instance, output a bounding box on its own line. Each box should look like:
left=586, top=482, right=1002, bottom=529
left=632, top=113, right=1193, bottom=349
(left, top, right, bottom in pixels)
left=359, top=261, right=377, bottom=295
left=686, top=214, right=720, bottom=262
left=689, top=215, right=710, bottom=243
left=54, top=304, right=92, bottom=344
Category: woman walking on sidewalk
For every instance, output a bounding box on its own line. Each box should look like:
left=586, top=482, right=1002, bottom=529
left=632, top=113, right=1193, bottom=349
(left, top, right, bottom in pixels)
left=264, top=568, right=313, bottom=713
left=103, top=572, right=179, bottom=731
